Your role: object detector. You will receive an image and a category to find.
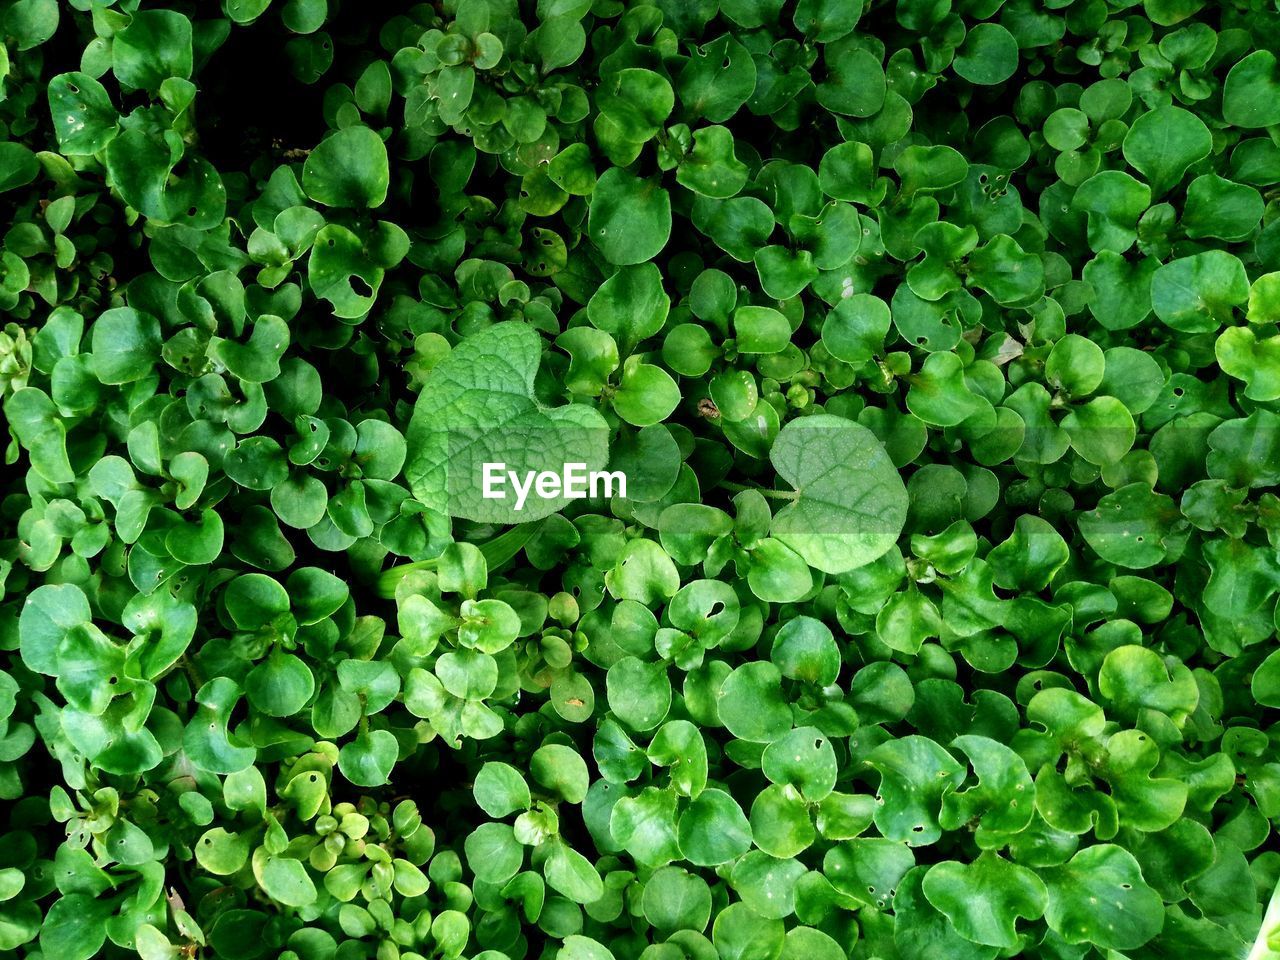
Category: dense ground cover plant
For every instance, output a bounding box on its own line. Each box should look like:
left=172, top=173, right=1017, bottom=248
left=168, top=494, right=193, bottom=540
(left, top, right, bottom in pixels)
left=3, top=0, right=1280, bottom=957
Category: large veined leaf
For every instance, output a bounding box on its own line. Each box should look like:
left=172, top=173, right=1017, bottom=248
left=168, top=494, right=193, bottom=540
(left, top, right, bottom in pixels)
left=405, top=322, right=610, bottom=522
left=768, top=414, right=908, bottom=573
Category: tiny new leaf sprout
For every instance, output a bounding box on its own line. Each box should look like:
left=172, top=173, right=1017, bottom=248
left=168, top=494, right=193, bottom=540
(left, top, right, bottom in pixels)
left=1252, top=878, right=1280, bottom=960
left=2, top=1, right=1280, bottom=959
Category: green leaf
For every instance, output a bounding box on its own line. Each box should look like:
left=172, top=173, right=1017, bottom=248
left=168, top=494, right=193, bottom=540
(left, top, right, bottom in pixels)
left=6, top=0, right=58, bottom=50
left=648, top=720, right=709, bottom=797
left=544, top=840, right=604, bottom=904
left=1122, top=105, right=1211, bottom=195
left=612, top=357, right=680, bottom=426
left=405, top=322, right=609, bottom=522
left=1151, top=250, right=1249, bottom=333
left=988, top=516, right=1069, bottom=590
left=185, top=678, right=256, bottom=774
left=731, top=850, right=806, bottom=919
left=245, top=652, right=315, bottom=717
left=5, top=387, right=74, bottom=484
left=255, top=851, right=318, bottom=907
left=922, top=853, right=1047, bottom=949
left=1216, top=326, right=1280, bottom=401
left=465, top=822, right=524, bottom=884
left=712, top=902, right=785, bottom=960
left=531, top=743, right=590, bottom=803
left=0, top=142, right=38, bottom=195
left=20, top=582, right=90, bottom=675
left=754, top=246, right=818, bottom=300
left=762, top=726, right=838, bottom=801
left=678, top=787, right=751, bottom=865
left=768, top=414, right=909, bottom=574
left=588, top=168, right=672, bottom=265
left=1041, top=845, right=1164, bottom=950
left=1223, top=50, right=1280, bottom=128
left=112, top=10, right=193, bottom=91
left=610, top=786, right=680, bottom=865
left=48, top=73, right=117, bottom=155
left=225, top=573, right=290, bottom=629
left=587, top=263, right=668, bottom=354
left=474, top=762, right=531, bottom=817
left=1073, top=171, right=1150, bottom=253
left=677, top=125, right=749, bottom=199
left=866, top=736, right=965, bottom=845
left=677, top=34, right=756, bottom=123
left=769, top=616, right=840, bottom=687
left=939, top=736, right=1034, bottom=846
left=1251, top=648, right=1280, bottom=707
left=1182, top=174, right=1263, bottom=241
left=1079, top=483, right=1183, bottom=568
left=606, top=656, right=672, bottom=732
left=817, top=41, right=885, bottom=117
left=302, top=126, right=389, bottom=208
left=559, top=936, right=616, bottom=960
left=90, top=308, right=160, bottom=384
left=718, top=661, right=792, bottom=743
left=894, top=867, right=999, bottom=960
left=338, top=728, right=399, bottom=786
left=966, top=234, right=1044, bottom=305
left=642, top=866, right=712, bottom=932
left=1083, top=252, right=1156, bottom=329
left=39, top=895, right=111, bottom=960
left=953, top=24, right=1018, bottom=85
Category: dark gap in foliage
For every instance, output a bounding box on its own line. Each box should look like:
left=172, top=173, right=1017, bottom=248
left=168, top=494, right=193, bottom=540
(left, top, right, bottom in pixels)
left=198, top=26, right=328, bottom=172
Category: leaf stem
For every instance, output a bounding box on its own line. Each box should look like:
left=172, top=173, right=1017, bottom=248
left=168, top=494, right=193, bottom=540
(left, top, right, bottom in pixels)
left=374, top=558, right=439, bottom=599
left=375, top=521, right=547, bottom=598
left=719, top=480, right=800, bottom=501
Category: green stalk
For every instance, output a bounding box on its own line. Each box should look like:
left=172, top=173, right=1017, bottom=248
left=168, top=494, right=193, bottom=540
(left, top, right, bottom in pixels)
left=374, top=520, right=545, bottom=599
left=1248, top=878, right=1280, bottom=960
left=375, top=558, right=439, bottom=598
left=717, top=480, right=799, bottom=501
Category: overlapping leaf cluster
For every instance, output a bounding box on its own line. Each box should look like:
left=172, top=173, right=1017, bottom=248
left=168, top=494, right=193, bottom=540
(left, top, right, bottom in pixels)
left=2, top=0, right=1280, bottom=958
